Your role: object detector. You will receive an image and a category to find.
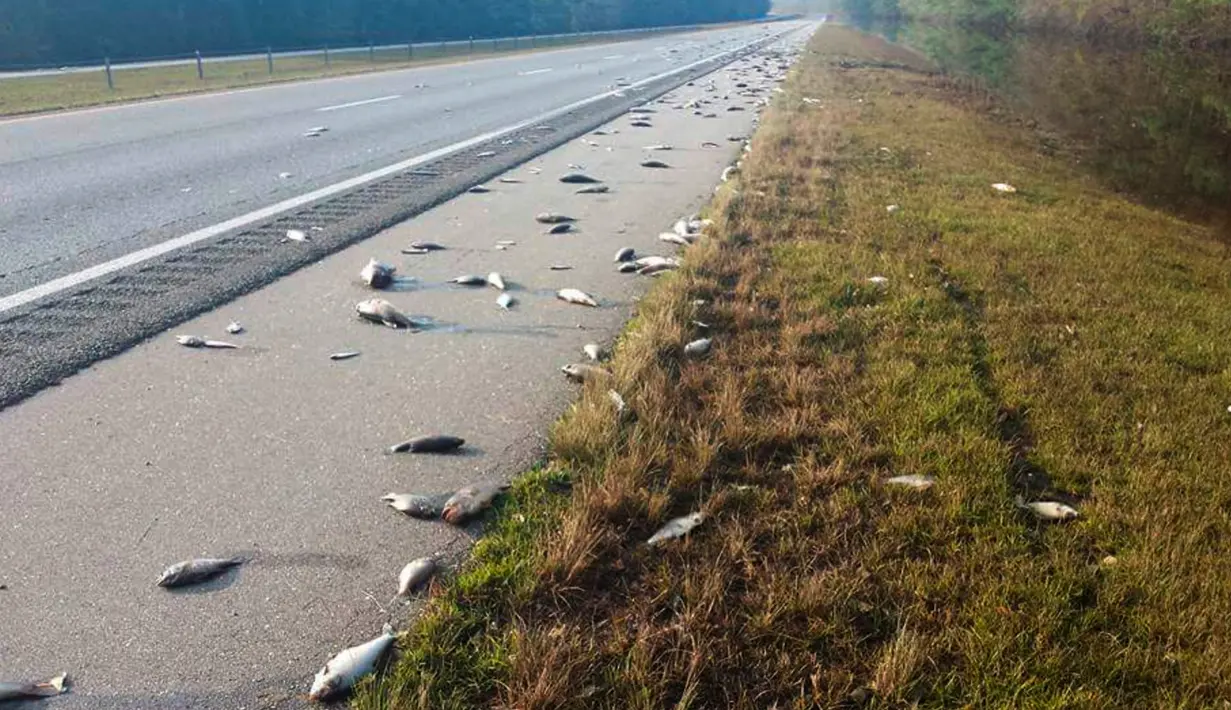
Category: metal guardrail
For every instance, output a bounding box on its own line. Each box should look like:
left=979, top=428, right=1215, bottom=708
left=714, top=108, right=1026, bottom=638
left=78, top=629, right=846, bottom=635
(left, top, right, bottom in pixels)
left=0, top=19, right=786, bottom=82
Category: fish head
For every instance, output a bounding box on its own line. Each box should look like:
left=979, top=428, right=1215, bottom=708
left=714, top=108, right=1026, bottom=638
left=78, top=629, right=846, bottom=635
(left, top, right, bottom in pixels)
left=156, top=562, right=186, bottom=587
left=307, top=664, right=338, bottom=701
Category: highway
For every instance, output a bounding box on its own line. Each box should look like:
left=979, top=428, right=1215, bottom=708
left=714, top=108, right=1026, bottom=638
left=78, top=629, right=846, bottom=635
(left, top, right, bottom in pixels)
left=0, top=23, right=776, bottom=302
left=0, top=20, right=811, bottom=708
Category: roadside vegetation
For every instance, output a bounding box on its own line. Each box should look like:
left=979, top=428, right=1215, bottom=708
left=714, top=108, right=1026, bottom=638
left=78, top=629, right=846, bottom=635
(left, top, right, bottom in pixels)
left=357, top=24, right=1231, bottom=708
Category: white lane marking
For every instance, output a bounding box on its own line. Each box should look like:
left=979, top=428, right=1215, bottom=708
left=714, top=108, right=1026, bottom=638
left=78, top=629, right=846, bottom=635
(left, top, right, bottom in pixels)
left=602, top=54, right=625, bottom=60
left=517, top=68, right=554, bottom=76
left=315, top=94, right=401, bottom=112
left=0, top=26, right=800, bottom=315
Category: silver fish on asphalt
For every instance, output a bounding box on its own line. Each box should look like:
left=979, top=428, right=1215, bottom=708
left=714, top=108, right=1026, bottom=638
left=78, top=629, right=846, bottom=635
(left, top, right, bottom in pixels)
left=608, top=389, right=629, bottom=418
left=355, top=299, right=416, bottom=329
left=535, top=212, right=575, bottom=224
left=640, top=159, right=671, bottom=169
left=557, top=288, right=598, bottom=307
left=630, top=120, right=653, bottom=128
left=395, top=557, right=437, bottom=598
left=549, top=264, right=573, bottom=271
left=225, top=321, right=244, bottom=335
left=547, top=223, right=574, bottom=234
left=486, top=272, right=507, bottom=291
left=442, top=483, right=508, bottom=524
left=560, top=172, right=601, bottom=184
left=381, top=492, right=448, bottom=519
left=575, top=184, right=610, bottom=194
left=885, top=474, right=936, bottom=490
left=648, top=512, right=704, bottom=546
left=1015, top=495, right=1079, bottom=522
left=450, top=274, right=487, bottom=286
left=468, top=185, right=492, bottom=194
left=409, top=241, right=446, bottom=251
left=561, top=363, right=607, bottom=383
left=330, top=351, right=361, bottom=361
left=617, top=262, right=640, bottom=273
left=286, top=229, right=308, bottom=242
left=497, top=293, right=516, bottom=310
left=582, top=343, right=604, bottom=361
left=0, top=674, right=68, bottom=701
left=643, top=144, right=673, bottom=151
left=683, top=338, right=712, bottom=356
left=389, top=434, right=465, bottom=453
left=157, top=557, right=245, bottom=588
left=176, top=335, right=239, bottom=349
left=660, top=232, right=691, bottom=246
left=308, top=624, right=397, bottom=701
left=614, top=247, right=636, bottom=262
left=360, top=258, right=396, bottom=289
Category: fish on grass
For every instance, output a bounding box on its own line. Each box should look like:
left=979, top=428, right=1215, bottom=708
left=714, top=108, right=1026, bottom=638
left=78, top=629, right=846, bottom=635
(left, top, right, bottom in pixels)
left=648, top=512, right=704, bottom=546
left=389, top=434, right=465, bottom=454
left=640, top=159, right=671, bottom=169
left=157, top=557, right=245, bottom=588
left=359, top=258, right=395, bottom=289
left=535, top=212, right=576, bottom=224
left=355, top=299, right=417, bottom=329
left=561, top=363, right=608, bottom=383
left=486, top=272, right=507, bottom=291
left=442, top=483, right=508, bottom=524
left=557, top=288, right=598, bottom=307
left=381, top=492, right=449, bottom=519
left=660, top=232, right=691, bottom=247
left=683, top=338, right=712, bottom=357
left=176, top=335, right=239, bottom=349
left=885, top=474, right=935, bottom=490
left=395, top=557, right=437, bottom=598
left=0, top=674, right=68, bottom=701
left=992, top=183, right=1017, bottom=193
left=308, top=624, right=397, bottom=702
left=1015, top=495, right=1079, bottom=522
left=559, top=172, right=601, bottom=184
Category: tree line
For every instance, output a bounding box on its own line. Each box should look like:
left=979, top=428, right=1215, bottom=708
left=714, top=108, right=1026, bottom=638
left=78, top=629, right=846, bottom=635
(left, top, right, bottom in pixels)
left=0, top=0, right=772, bottom=67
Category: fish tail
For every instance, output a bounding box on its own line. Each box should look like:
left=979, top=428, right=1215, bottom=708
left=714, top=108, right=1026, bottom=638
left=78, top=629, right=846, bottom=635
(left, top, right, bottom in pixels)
left=29, top=674, right=68, bottom=696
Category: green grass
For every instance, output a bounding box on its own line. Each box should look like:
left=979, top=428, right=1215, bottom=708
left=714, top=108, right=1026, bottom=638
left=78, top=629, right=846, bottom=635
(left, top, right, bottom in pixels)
left=0, top=30, right=671, bottom=117
left=356, top=25, right=1231, bottom=709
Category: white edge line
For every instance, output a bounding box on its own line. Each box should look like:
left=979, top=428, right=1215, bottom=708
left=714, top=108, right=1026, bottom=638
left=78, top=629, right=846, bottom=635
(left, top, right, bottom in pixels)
left=517, top=68, right=554, bottom=76
left=316, top=94, right=402, bottom=112
left=0, top=26, right=797, bottom=315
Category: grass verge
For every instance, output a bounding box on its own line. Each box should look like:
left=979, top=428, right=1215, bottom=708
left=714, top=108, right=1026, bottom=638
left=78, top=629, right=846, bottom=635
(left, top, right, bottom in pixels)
left=0, top=30, right=669, bottom=118
left=357, top=24, right=1231, bottom=709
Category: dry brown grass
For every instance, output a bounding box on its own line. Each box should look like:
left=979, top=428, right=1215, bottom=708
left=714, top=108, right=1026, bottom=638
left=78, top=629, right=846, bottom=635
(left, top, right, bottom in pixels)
left=358, top=24, right=1231, bottom=710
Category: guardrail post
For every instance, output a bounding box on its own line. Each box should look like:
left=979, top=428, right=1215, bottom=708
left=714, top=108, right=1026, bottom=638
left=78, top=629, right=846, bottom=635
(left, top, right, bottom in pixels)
left=369, top=42, right=375, bottom=62
left=104, top=56, right=114, bottom=90
left=266, top=46, right=273, bottom=74
left=195, top=50, right=203, bottom=79
left=324, top=45, right=330, bottom=68
left=469, top=36, right=474, bottom=54
left=407, top=41, right=413, bottom=59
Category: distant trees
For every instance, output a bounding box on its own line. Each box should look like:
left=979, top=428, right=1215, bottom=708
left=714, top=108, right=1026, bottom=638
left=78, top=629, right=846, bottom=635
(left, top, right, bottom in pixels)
left=0, top=0, right=772, bottom=66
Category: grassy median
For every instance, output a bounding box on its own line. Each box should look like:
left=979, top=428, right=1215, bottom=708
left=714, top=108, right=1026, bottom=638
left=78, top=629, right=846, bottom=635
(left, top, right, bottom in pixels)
left=356, top=24, right=1231, bottom=709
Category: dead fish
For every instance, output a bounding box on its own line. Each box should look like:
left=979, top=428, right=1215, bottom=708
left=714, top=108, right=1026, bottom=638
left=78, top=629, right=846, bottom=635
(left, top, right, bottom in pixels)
left=1015, top=495, right=1078, bottom=522
left=450, top=274, right=486, bottom=286
left=286, top=229, right=308, bottom=242
left=536, top=212, right=576, bottom=224
left=395, top=557, right=437, bottom=598
left=683, top=338, right=711, bottom=356
left=498, top=177, right=522, bottom=184
left=867, top=276, right=889, bottom=285
left=636, top=255, right=678, bottom=269
left=381, top=492, right=448, bottom=519
left=660, top=232, right=691, bottom=246
left=356, top=299, right=417, bottom=329
left=486, top=272, right=507, bottom=291
left=992, top=183, right=1017, bottom=193
left=721, top=166, right=738, bottom=182
left=0, top=674, right=69, bottom=701
left=557, top=288, right=598, bottom=307
left=638, top=260, right=678, bottom=276
left=630, top=120, right=653, bottom=128
left=643, top=144, right=673, bottom=151
left=442, top=483, right=508, bottom=524
left=176, top=335, right=239, bottom=349
left=497, top=240, right=517, bottom=246
left=495, top=293, right=516, bottom=310
left=389, top=434, right=465, bottom=454
left=701, top=141, right=720, bottom=148
left=547, top=223, right=574, bottom=234
left=648, top=512, right=704, bottom=546
left=549, top=264, right=573, bottom=271
left=592, top=129, right=612, bottom=136
left=583, top=343, right=604, bottom=361
left=468, top=185, right=492, bottom=194
left=308, top=624, right=397, bottom=701
left=561, top=363, right=607, bottom=383
left=629, top=106, right=656, bottom=114
left=409, top=241, right=446, bottom=251
left=307, top=126, right=329, bottom=134
left=330, top=351, right=361, bottom=361
left=608, top=389, right=628, bottom=417
left=157, top=557, right=245, bottom=588
left=614, top=247, right=636, bottom=262
left=360, top=258, right=396, bottom=289
left=476, top=150, right=496, bottom=158
left=885, top=474, right=936, bottom=490
left=576, top=184, right=610, bottom=194
left=727, top=105, right=746, bottom=112
left=640, top=159, right=670, bottom=169
left=560, top=172, right=601, bottom=184
left=225, top=321, right=244, bottom=335
left=617, top=262, right=640, bottom=273
left=402, top=247, right=430, bottom=255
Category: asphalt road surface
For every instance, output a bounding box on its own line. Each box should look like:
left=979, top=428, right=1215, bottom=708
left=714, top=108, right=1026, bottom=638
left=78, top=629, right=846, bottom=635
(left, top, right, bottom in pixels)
left=0, top=22, right=780, bottom=302
left=0, top=23, right=812, bottom=709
